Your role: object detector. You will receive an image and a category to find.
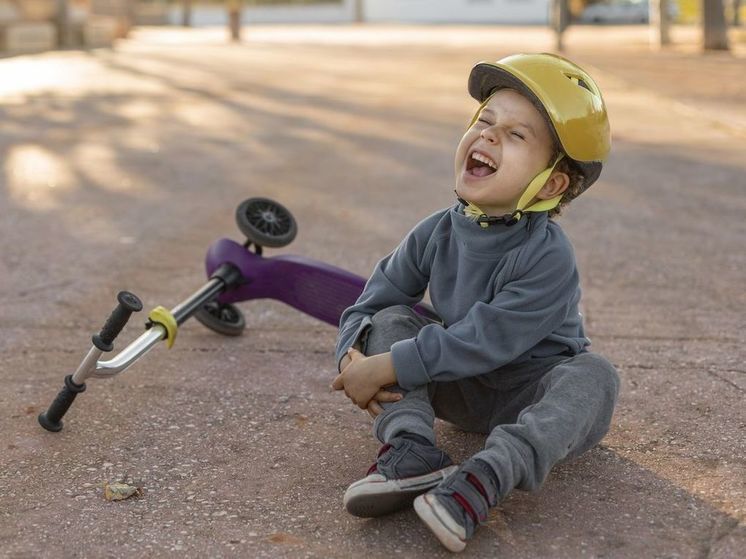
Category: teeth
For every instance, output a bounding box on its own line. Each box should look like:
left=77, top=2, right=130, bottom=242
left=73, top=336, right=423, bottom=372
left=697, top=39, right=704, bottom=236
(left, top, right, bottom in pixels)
left=471, top=152, right=497, bottom=169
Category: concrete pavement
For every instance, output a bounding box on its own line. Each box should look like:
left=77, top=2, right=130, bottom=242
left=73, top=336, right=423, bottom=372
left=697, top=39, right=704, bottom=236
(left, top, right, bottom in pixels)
left=0, top=25, right=744, bottom=558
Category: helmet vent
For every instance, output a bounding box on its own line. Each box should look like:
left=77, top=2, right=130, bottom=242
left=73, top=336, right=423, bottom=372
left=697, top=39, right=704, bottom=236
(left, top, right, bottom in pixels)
left=565, top=73, right=593, bottom=94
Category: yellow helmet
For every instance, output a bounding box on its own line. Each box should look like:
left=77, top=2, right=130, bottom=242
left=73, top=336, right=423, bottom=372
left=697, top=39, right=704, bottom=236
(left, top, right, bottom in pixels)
left=468, top=53, right=611, bottom=193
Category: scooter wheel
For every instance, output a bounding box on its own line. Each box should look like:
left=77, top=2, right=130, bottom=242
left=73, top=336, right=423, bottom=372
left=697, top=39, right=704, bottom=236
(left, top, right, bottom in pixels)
left=236, top=197, right=297, bottom=248
left=194, top=301, right=246, bottom=336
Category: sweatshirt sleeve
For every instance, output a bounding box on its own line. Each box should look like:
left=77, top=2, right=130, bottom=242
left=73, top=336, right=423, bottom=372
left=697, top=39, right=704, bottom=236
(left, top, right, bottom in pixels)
left=390, top=238, right=578, bottom=389
left=334, top=216, right=436, bottom=372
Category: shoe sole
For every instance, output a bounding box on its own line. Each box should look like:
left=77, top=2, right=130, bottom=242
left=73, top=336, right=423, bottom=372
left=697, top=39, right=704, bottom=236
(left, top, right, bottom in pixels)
left=344, top=465, right=458, bottom=518
left=414, top=493, right=467, bottom=553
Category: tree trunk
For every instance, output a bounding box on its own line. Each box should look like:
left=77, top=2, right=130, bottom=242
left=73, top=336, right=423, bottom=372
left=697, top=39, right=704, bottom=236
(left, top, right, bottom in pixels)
left=551, top=0, right=571, bottom=51
left=734, top=0, right=742, bottom=26
left=650, top=0, right=671, bottom=47
left=702, top=0, right=730, bottom=50
left=228, top=0, right=242, bottom=42
left=182, top=0, right=193, bottom=27
left=353, top=0, right=365, bottom=23
left=56, top=0, right=71, bottom=47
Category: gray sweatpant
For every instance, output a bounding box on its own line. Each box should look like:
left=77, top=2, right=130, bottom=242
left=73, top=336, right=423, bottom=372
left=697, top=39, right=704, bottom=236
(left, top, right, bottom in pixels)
left=360, top=305, right=619, bottom=501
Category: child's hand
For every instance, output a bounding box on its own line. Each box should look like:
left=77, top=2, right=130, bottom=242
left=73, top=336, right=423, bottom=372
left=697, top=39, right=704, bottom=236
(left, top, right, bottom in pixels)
left=366, top=392, right=402, bottom=418
left=331, top=348, right=397, bottom=409
left=337, top=344, right=358, bottom=372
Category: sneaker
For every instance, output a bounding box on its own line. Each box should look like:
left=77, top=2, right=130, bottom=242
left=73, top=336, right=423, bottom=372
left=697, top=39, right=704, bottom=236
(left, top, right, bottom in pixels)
left=343, top=436, right=457, bottom=518
left=413, top=459, right=499, bottom=552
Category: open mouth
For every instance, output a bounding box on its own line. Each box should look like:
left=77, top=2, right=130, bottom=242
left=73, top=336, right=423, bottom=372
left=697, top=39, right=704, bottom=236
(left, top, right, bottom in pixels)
left=466, top=151, right=498, bottom=178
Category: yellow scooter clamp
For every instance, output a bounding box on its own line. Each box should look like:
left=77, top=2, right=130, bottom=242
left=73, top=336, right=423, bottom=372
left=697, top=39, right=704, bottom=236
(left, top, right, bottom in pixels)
left=148, top=306, right=178, bottom=349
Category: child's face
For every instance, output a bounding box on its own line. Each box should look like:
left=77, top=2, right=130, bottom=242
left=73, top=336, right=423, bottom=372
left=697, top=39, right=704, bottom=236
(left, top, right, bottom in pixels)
left=454, top=88, right=555, bottom=216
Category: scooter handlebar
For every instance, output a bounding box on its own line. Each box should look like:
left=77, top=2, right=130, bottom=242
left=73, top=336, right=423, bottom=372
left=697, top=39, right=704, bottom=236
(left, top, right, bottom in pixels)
left=39, top=291, right=143, bottom=432
left=38, top=375, right=86, bottom=432
left=93, top=291, right=143, bottom=351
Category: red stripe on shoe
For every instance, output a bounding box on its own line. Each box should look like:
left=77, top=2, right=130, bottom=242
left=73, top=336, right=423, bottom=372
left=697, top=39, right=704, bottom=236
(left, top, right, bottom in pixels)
left=453, top=492, right=479, bottom=524
left=467, top=473, right=488, bottom=500
left=377, top=443, right=392, bottom=457
left=367, top=443, right=393, bottom=476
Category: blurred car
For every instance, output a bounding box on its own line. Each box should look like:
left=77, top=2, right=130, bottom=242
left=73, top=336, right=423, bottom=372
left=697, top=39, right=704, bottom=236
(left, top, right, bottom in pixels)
left=579, top=0, right=678, bottom=24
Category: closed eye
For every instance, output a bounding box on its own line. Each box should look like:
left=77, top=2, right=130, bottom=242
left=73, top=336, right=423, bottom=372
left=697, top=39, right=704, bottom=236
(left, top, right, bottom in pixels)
left=511, top=131, right=525, bottom=140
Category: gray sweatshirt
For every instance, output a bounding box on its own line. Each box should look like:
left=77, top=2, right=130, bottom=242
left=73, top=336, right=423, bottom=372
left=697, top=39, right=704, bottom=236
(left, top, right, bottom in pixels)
left=335, top=204, right=590, bottom=391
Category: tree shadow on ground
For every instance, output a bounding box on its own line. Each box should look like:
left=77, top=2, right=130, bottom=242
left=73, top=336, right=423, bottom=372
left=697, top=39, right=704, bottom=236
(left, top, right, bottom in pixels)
left=1, top=42, right=744, bottom=558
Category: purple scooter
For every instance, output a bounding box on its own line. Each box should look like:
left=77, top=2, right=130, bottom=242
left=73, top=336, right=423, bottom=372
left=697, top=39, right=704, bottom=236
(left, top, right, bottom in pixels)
left=38, top=198, right=437, bottom=432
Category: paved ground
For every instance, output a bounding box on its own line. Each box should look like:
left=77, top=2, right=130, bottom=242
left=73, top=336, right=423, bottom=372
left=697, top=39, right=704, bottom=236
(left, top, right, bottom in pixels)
left=0, top=24, right=744, bottom=558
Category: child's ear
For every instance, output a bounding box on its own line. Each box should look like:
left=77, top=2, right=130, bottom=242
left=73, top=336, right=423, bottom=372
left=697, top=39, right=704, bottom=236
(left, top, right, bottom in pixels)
left=537, top=171, right=570, bottom=200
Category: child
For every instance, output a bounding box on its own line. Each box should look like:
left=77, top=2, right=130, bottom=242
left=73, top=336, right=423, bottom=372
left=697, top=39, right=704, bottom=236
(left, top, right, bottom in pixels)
left=331, top=53, right=619, bottom=553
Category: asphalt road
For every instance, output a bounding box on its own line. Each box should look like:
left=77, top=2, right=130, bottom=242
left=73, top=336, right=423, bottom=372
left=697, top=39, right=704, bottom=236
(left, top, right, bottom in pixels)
left=1, top=25, right=744, bottom=558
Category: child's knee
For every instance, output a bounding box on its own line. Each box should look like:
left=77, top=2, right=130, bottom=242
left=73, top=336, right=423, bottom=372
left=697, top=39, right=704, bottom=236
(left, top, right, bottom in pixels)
left=565, top=353, right=619, bottom=402
left=365, top=306, right=424, bottom=354
left=585, top=353, right=619, bottom=402
left=371, top=305, right=418, bottom=327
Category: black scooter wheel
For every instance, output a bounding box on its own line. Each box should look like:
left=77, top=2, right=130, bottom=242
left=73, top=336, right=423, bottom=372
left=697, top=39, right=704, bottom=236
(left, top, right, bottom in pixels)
left=194, top=301, right=246, bottom=337
left=236, top=197, right=297, bottom=248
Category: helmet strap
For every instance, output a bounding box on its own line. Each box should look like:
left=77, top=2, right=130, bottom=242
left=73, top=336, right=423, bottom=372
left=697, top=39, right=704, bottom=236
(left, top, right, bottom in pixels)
left=455, top=154, right=564, bottom=229
left=455, top=192, right=523, bottom=228
left=515, top=153, right=564, bottom=214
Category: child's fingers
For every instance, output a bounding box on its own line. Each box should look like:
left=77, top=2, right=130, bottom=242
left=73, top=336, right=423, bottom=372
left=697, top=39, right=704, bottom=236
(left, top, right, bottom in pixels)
left=330, top=373, right=344, bottom=391
left=347, top=347, right=364, bottom=361
left=339, top=354, right=352, bottom=372
left=367, top=401, right=384, bottom=418
left=373, top=390, right=403, bottom=403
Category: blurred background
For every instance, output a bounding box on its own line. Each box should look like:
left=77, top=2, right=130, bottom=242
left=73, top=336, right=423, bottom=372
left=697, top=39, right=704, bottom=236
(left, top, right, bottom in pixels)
left=0, top=0, right=743, bottom=53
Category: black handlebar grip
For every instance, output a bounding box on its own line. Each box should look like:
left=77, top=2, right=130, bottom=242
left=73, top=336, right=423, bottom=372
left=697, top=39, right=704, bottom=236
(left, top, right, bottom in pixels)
left=92, top=291, right=143, bottom=351
left=38, top=375, right=86, bottom=432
